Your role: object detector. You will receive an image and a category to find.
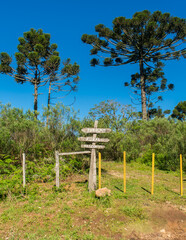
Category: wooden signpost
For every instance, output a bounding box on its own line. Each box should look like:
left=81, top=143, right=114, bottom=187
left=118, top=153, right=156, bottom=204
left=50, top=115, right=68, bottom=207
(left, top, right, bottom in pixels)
left=80, top=121, right=111, bottom=192
left=55, top=120, right=111, bottom=192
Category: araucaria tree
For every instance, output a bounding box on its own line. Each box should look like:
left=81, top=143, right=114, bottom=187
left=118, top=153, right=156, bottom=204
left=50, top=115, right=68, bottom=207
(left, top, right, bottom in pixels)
left=45, top=58, right=80, bottom=110
left=128, top=61, right=173, bottom=119
left=81, top=10, right=186, bottom=120
left=0, top=28, right=80, bottom=117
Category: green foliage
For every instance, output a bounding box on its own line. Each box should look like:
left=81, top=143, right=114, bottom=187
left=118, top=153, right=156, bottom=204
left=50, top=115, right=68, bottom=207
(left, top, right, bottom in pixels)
left=171, top=101, right=186, bottom=121
left=89, top=100, right=137, bottom=131
left=0, top=154, right=17, bottom=174
left=128, top=118, right=186, bottom=171
left=0, top=29, right=80, bottom=114
left=147, top=106, right=170, bottom=119
left=83, top=10, right=186, bottom=65
left=82, top=10, right=186, bottom=119
left=88, top=101, right=185, bottom=171
left=88, top=100, right=138, bottom=161
left=0, top=103, right=83, bottom=199
left=0, top=168, right=23, bottom=199
left=121, top=205, right=146, bottom=220
left=0, top=102, right=185, bottom=199
left=128, top=62, right=174, bottom=118
left=47, top=58, right=80, bottom=109
left=0, top=53, right=12, bottom=73
left=95, top=195, right=112, bottom=208
left=14, top=28, right=60, bottom=83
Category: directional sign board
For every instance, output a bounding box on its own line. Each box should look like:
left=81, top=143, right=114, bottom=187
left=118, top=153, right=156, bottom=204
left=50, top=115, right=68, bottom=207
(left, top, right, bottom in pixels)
left=81, top=128, right=111, bottom=134
left=81, top=144, right=105, bottom=149
left=78, top=137, right=109, bottom=143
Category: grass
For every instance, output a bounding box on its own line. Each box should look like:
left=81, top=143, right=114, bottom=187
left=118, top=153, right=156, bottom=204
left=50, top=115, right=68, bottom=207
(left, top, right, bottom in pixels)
left=0, top=161, right=185, bottom=240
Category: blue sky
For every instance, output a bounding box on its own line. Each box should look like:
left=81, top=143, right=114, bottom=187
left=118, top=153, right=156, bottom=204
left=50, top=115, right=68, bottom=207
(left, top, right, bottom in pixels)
left=0, top=0, right=185, bottom=118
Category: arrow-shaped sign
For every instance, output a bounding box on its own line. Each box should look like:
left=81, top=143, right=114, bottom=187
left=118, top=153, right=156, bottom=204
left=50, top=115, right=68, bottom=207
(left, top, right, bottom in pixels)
left=78, top=137, right=109, bottom=142
left=81, top=144, right=105, bottom=149
left=81, top=128, right=111, bottom=134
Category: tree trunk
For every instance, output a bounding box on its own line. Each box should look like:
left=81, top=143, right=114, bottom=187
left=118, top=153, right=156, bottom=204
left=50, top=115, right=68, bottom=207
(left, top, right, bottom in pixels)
left=140, top=60, right=147, bottom=120
left=48, top=80, right=52, bottom=110
left=46, top=81, right=52, bottom=125
left=34, top=82, right=38, bottom=118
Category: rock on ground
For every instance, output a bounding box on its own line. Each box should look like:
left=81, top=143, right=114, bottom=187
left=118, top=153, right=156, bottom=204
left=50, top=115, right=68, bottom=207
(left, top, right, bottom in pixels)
left=95, top=187, right=111, bottom=197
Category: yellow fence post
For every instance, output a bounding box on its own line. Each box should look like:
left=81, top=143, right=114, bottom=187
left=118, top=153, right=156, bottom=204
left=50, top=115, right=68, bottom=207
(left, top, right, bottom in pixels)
left=123, top=151, right=126, bottom=193
left=151, top=153, right=155, bottom=195
left=180, top=154, right=183, bottom=196
left=99, top=152, right=101, bottom=189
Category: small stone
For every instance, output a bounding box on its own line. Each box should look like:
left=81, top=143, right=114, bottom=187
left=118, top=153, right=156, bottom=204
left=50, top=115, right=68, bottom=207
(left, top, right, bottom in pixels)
left=179, top=206, right=186, bottom=212
left=160, top=229, right=166, bottom=233
left=95, top=187, right=111, bottom=197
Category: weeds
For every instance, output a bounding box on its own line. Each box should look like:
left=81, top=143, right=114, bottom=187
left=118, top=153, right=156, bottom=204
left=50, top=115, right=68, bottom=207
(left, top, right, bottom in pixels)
left=121, top=205, right=146, bottom=220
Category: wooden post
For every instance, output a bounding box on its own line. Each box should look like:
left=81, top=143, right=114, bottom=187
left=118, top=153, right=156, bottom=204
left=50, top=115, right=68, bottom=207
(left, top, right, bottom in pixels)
left=22, top=153, right=26, bottom=188
left=180, top=154, right=183, bottom=196
left=151, top=153, right=155, bottom=195
left=99, top=152, right=101, bottom=189
left=123, top=151, right=126, bottom=193
left=88, top=120, right=98, bottom=192
left=55, top=151, right=60, bottom=188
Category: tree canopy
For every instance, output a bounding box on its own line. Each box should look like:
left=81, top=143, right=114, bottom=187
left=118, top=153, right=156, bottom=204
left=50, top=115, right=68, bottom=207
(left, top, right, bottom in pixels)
left=0, top=28, right=80, bottom=117
left=89, top=100, right=136, bottom=131
left=171, top=101, right=186, bottom=121
left=82, top=10, right=186, bottom=120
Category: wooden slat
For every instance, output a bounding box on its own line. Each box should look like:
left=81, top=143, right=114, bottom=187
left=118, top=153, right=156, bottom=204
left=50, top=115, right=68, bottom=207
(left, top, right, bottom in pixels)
left=81, top=144, right=105, bottom=149
left=58, top=151, right=91, bottom=156
left=81, top=128, right=111, bottom=134
left=78, top=137, right=110, bottom=142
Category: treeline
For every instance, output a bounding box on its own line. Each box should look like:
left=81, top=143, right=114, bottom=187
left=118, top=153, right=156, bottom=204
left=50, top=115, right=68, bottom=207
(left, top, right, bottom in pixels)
left=0, top=101, right=185, bottom=198
left=0, top=102, right=185, bottom=170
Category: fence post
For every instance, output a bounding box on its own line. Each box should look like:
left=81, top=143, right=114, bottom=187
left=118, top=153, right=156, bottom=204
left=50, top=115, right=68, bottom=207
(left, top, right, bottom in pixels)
left=55, top=151, right=59, bottom=188
left=151, top=153, right=155, bottom=195
left=22, top=153, right=26, bottom=188
left=180, top=154, right=183, bottom=196
left=123, top=151, right=126, bottom=193
left=99, top=152, right=101, bottom=189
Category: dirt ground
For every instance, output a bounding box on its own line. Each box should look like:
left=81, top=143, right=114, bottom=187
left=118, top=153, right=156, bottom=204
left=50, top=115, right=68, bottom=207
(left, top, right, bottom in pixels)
left=127, top=205, right=186, bottom=240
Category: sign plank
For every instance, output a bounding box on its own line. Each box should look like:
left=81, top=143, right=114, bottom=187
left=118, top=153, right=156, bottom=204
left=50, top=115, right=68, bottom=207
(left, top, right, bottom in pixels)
left=81, top=128, right=111, bottom=134
left=58, top=151, right=91, bottom=156
left=81, top=144, right=105, bottom=149
left=78, top=137, right=110, bottom=142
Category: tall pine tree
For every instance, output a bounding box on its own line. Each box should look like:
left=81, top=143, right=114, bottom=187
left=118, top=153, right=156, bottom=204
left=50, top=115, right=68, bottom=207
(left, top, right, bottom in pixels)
left=82, top=10, right=186, bottom=120
left=0, top=28, right=79, bottom=117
